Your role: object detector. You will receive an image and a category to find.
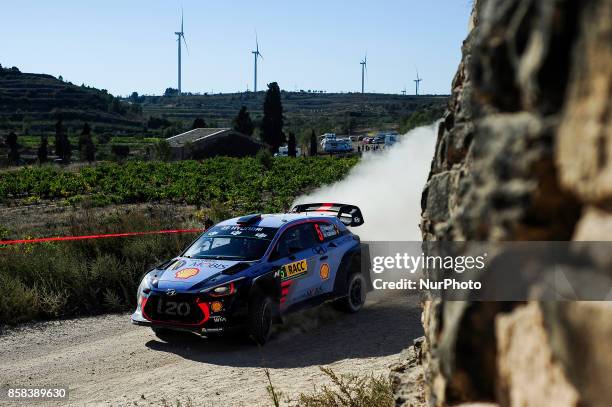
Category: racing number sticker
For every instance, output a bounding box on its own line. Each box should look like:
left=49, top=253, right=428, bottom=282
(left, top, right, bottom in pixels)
left=319, top=263, right=330, bottom=280
left=280, top=260, right=308, bottom=280
left=175, top=267, right=200, bottom=279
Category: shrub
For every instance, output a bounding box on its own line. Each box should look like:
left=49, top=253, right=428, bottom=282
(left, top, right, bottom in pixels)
left=265, top=367, right=394, bottom=407
left=0, top=210, right=195, bottom=325
left=294, top=367, right=393, bottom=407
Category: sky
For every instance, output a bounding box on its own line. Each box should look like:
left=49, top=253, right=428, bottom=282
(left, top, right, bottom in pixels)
left=0, top=1, right=472, bottom=97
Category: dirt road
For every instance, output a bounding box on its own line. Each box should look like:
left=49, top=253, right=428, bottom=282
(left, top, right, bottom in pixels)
left=0, top=291, right=422, bottom=406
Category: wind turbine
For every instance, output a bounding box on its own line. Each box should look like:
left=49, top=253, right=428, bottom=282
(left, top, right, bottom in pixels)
left=360, top=53, right=367, bottom=93
left=175, top=9, right=188, bottom=95
left=414, top=69, right=423, bottom=96
left=252, top=34, right=263, bottom=92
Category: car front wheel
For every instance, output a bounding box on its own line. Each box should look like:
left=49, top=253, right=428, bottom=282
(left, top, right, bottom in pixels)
left=248, top=296, right=273, bottom=345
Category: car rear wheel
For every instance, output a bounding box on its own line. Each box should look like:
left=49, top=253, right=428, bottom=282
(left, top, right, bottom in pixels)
left=248, top=296, right=273, bottom=345
left=335, top=272, right=366, bottom=313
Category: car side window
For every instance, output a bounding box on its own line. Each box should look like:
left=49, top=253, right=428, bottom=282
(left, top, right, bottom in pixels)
left=314, top=222, right=340, bottom=242
left=272, top=224, right=318, bottom=260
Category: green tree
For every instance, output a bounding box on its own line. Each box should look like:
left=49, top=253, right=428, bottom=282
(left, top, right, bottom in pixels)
left=309, top=130, right=318, bottom=157
left=288, top=132, right=297, bottom=157
left=192, top=117, right=207, bottom=129
left=111, top=144, right=129, bottom=161
left=21, top=116, right=32, bottom=135
left=78, top=123, right=96, bottom=162
left=261, top=82, right=285, bottom=152
left=6, top=132, right=19, bottom=165
left=233, top=106, right=254, bottom=136
left=164, top=88, right=179, bottom=97
left=108, top=97, right=123, bottom=114
left=129, top=103, right=142, bottom=115
left=97, top=133, right=111, bottom=145
left=81, top=140, right=96, bottom=162
left=38, top=135, right=48, bottom=163
left=155, top=139, right=172, bottom=161
left=55, top=117, right=71, bottom=163
left=78, top=123, right=91, bottom=148
left=255, top=149, right=273, bottom=170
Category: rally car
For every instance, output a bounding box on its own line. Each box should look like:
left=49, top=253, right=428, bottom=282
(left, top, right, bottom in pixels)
left=131, top=203, right=366, bottom=344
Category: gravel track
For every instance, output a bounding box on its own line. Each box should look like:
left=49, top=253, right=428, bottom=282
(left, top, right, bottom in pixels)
left=0, top=291, right=422, bottom=406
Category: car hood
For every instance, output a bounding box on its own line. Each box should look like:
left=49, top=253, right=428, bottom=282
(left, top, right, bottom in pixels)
left=157, top=257, right=241, bottom=289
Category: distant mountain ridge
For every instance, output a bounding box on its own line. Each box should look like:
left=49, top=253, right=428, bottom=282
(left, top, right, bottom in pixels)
left=137, top=91, right=448, bottom=135
left=0, top=66, right=143, bottom=136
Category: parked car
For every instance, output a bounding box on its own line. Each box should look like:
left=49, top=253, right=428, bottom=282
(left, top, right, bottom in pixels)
left=321, top=138, right=353, bottom=153
left=372, top=135, right=386, bottom=144
left=131, top=204, right=366, bottom=344
left=275, top=145, right=302, bottom=157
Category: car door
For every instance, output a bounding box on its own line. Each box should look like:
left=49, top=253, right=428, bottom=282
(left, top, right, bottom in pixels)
left=269, top=223, right=321, bottom=311
left=313, top=221, right=344, bottom=296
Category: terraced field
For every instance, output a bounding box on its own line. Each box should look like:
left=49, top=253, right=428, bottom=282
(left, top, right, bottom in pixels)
left=138, top=91, right=447, bottom=139
left=0, top=68, right=143, bottom=136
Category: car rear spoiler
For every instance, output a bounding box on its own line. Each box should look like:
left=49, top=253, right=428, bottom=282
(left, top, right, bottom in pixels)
left=290, top=203, right=364, bottom=227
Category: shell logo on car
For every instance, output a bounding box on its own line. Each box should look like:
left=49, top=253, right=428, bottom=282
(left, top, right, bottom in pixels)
left=319, top=263, right=330, bottom=280
left=175, top=267, right=200, bottom=279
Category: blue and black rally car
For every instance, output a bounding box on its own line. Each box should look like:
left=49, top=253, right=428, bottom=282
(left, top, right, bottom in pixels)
left=131, top=203, right=365, bottom=344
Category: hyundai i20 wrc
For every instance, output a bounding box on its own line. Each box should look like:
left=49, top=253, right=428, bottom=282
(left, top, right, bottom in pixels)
left=131, top=203, right=366, bottom=344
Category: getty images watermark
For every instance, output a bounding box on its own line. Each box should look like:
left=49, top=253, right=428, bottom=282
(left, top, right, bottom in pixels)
left=362, top=242, right=612, bottom=301
left=371, top=252, right=487, bottom=291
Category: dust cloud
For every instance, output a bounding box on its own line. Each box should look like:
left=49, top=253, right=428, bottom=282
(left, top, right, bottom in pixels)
left=294, top=121, right=440, bottom=241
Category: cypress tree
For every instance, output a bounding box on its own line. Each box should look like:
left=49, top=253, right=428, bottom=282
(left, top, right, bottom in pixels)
left=55, top=117, right=71, bottom=163
left=7, top=132, right=19, bottom=165
left=78, top=123, right=95, bottom=162
left=288, top=132, right=297, bottom=157
left=233, top=106, right=254, bottom=136
left=38, top=135, right=48, bottom=163
left=261, top=82, right=285, bottom=152
left=309, top=130, right=318, bottom=156
left=192, top=117, right=207, bottom=129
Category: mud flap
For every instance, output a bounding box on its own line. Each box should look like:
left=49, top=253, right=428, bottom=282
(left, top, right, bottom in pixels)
left=360, top=242, right=373, bottom=292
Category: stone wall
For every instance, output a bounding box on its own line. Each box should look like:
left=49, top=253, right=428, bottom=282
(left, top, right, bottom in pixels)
left=413, top=0, right=612, bottom=406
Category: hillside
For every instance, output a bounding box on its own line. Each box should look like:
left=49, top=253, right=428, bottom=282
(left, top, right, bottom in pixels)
left=0, top=66, right=144, bottom=136
left=135, top=91, right=448, bottom=137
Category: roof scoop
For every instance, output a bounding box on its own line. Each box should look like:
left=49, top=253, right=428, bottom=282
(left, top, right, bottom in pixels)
left=237, top=213, right=262, bottom=225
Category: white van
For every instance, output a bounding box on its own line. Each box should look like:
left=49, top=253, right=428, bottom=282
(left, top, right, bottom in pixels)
left=275, top=145, right=302, bottom=157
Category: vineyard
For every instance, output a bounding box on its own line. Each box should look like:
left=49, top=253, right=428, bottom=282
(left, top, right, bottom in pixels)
left=0, top=156, right=358, bottom=325
left=0, top=155, right=358, bottom=213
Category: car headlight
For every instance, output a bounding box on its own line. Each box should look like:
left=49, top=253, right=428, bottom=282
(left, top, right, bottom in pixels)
left=210, top=282, right=236, bottom=297
left=203, top=277, right=244, bottom=297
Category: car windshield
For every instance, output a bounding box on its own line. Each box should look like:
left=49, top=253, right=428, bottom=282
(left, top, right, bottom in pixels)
left=183, top=225, right=278, bottom=261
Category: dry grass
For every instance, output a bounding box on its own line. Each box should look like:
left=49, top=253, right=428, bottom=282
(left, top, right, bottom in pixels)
left=0, top=206, right=198, bottom=326
left=265, top=366, right=394, bottom=407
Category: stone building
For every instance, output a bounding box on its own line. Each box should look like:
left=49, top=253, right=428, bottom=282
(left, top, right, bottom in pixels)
left=166, top=128, right=265, bottom=160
